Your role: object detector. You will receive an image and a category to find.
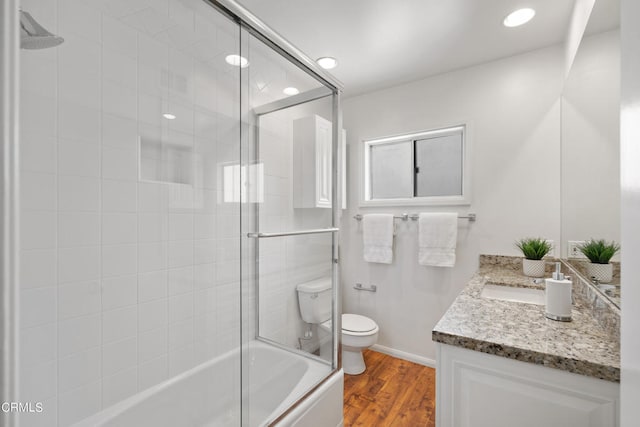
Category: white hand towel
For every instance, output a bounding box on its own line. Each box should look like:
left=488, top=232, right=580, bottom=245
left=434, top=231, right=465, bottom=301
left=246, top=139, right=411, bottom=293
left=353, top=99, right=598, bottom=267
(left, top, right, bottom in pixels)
left=418, top=213, right=458, bottom=267
left=362, top=214, right=394, bottom=264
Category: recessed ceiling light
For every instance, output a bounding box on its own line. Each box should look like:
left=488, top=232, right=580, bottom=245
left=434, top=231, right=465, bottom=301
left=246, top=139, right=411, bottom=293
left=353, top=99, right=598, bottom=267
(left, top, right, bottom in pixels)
left=316, top=57, right=338, bottom=70
left=503, top=8, right=536, bottom=27
left=283, top=87, right=300, bottom=96
left=225, top=54, right=249, bottom=68
left=163, top=113, right=176, bottom=120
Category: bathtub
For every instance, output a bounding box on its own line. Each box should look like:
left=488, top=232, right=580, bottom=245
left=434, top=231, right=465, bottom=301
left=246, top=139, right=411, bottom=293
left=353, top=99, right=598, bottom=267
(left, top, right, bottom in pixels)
left=73, top=341, right=343, bottom=427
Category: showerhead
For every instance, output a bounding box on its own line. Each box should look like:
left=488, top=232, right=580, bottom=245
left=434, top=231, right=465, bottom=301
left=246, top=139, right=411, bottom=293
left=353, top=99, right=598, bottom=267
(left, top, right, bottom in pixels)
left=20, top=10, right=64, bottom=50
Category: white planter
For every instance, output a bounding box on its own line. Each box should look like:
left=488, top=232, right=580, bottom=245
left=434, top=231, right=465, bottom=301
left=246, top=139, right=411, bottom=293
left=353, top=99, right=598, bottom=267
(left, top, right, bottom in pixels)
left=523, top=259, right=546, bottom=278
left=587, top=262, right=613, bottom=283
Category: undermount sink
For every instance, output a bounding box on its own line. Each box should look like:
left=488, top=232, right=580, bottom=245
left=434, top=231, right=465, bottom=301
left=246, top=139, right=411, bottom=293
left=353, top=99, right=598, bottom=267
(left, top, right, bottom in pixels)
left=481, top=283, right=545, bottom=305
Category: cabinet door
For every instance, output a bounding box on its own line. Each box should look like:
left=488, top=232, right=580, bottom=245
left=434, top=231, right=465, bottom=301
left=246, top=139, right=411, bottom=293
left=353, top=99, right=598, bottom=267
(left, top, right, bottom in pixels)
left=436, top=344, right=619, bottom=427
left=315, top=117, right=332, bottom=208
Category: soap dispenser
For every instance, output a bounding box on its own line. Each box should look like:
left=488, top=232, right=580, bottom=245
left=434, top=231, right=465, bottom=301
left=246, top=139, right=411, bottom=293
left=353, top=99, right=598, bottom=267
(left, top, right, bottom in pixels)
left=545, top=262, right=572, bottom=322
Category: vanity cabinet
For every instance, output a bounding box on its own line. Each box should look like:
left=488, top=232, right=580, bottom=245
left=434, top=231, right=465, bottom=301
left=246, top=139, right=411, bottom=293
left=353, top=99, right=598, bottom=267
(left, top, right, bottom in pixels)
left=293, top=115, right=346, bottom=209
left=436, top=343, right=620, bottom=427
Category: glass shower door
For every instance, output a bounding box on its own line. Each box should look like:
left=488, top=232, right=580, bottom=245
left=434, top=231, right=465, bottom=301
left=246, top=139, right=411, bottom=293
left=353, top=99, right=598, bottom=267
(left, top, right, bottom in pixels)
left=239, top=27, right=340, bottom=426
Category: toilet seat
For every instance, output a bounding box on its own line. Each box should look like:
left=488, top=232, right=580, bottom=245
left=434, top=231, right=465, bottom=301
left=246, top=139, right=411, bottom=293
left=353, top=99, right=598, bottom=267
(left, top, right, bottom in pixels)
left=342, top=314, right=378, bottom=336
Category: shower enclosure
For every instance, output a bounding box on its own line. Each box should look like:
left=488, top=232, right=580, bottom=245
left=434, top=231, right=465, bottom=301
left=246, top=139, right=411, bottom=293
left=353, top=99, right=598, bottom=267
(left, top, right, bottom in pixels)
left=1, top=0, right=343, bottom=425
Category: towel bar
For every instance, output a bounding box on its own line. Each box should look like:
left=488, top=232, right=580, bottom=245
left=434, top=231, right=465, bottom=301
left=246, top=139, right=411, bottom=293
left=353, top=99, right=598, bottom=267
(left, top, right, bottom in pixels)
left=353, top=213, right=476, bottom=222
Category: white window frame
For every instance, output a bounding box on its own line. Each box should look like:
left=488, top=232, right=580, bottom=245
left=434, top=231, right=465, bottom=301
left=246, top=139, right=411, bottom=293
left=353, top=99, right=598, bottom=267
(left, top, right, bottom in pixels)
left=360, top=124, right=471, bottom=207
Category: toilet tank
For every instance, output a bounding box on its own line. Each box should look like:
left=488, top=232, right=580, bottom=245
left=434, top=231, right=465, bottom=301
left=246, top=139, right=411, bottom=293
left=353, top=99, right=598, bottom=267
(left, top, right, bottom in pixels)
left=296, top=278, right=332, bottom=324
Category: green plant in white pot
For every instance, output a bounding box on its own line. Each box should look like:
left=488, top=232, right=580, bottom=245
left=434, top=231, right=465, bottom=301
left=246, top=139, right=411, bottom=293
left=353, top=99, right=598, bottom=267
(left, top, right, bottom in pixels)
left=578, top=239, right=620, bottom=283
left=515, top=238, right=552, bottom=277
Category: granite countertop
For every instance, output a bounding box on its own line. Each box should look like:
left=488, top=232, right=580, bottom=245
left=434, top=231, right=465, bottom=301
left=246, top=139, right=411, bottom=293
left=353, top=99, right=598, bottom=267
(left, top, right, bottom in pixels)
left=432, top=257, right=620, bottom=382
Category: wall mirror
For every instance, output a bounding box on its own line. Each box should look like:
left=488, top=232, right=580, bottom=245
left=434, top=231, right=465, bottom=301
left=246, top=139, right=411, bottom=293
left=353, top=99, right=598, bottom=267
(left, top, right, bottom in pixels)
left=560, top=0, right=620, bottom=307
left=361, top=125, right=470, bottom=206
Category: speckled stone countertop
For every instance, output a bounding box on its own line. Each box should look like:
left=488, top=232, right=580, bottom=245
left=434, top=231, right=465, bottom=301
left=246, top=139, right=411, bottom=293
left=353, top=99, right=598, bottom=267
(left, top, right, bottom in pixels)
left=432, top=255, right=620, bottom=382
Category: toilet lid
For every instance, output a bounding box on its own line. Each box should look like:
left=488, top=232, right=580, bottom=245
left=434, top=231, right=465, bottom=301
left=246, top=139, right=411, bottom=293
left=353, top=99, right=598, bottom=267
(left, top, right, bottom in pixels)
left=342, top=314, right=377, bottom=333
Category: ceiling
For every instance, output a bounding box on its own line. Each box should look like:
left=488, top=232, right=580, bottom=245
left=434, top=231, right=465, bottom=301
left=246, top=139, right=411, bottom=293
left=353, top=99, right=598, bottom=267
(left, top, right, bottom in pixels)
left=238, top=0, right=620, bottom=97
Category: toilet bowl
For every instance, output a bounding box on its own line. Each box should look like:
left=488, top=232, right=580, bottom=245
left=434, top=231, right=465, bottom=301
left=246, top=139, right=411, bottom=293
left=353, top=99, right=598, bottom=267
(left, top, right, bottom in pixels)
left=341, top=314, right=379, bottom=375
left=296, top=279, right=379, bottom=375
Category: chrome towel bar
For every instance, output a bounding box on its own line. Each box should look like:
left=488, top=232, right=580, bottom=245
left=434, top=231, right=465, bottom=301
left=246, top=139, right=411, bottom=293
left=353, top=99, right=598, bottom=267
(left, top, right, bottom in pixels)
left=247, top=227, right=339, bottom=238
left=352, top=213, right=476, bottom=222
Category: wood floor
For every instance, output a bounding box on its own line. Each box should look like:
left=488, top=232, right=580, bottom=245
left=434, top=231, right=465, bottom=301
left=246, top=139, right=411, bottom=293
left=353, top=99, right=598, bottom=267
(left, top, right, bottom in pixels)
left=343, top=350, right=436, bottom=427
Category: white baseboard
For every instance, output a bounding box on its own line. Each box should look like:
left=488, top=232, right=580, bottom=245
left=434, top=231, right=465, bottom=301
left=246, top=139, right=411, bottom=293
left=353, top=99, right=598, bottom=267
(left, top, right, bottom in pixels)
left=370, top=344, right=436, bottom=368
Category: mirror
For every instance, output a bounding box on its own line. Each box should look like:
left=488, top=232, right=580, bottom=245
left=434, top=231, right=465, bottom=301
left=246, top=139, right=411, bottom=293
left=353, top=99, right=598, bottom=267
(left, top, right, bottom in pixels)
left=561, top=0, right=620, bottom=307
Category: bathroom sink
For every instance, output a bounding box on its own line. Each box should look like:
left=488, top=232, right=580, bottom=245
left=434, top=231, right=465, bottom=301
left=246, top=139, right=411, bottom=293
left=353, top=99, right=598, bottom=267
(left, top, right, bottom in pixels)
left=481, top=283, right=545, bottom=305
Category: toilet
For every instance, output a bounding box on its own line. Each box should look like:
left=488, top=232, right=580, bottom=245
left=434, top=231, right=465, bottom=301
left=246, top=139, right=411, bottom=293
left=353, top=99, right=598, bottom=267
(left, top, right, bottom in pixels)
left=296, top=278, right=379, bottom=375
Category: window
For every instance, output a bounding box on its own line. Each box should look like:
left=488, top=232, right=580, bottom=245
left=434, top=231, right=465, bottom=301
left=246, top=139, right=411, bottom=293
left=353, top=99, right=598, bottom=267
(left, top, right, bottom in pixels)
left=362, top=125, right=469, bottom=206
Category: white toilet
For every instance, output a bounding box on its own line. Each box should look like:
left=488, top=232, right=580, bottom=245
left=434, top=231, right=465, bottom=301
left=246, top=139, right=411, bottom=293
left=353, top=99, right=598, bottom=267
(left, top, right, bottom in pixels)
left=296, top=278, right=379, bottom=375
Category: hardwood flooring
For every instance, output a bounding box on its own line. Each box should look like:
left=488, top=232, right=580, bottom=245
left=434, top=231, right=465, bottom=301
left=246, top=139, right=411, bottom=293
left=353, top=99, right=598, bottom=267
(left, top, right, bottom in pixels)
left=343, top=350, right=436, bottom=427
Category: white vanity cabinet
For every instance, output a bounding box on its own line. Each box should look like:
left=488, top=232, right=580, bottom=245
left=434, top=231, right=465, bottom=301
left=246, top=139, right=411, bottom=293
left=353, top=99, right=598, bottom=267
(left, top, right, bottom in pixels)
left=293, top=115, right=346, bottom=209
left=436, top=343, right=620, bottom=427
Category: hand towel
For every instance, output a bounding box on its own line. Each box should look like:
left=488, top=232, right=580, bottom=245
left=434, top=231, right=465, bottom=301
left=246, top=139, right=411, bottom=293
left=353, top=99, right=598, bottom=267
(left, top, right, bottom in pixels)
left=418, top=213, right=458, bottom=267
left=362, top=214, right=394, bottom=264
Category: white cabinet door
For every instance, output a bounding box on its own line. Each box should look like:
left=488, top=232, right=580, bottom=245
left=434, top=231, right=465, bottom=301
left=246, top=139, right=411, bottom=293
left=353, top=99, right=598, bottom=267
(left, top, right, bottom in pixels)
left=436, top=343, right=619, bottom=427
left=293, top=115, right=346, bottom=209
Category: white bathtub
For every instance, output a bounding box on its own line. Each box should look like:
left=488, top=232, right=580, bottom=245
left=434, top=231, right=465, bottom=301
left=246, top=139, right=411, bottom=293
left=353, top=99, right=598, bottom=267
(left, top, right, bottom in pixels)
left=73, top=341, right=342, bottom=427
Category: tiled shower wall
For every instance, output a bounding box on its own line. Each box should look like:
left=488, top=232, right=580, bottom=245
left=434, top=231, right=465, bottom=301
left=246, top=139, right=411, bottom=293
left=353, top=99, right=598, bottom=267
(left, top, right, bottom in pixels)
left=19, top=0, right=242, bottom=425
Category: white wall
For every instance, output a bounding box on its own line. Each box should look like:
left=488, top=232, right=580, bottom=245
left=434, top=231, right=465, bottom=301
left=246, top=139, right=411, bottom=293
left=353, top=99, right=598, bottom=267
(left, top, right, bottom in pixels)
left=341, top=44, right=564, bottom=364
left=562, top=30, right=620, bottom=257
left=620, top=0, right=640, bottom=423
left=18, top=1, right=242, bottom=425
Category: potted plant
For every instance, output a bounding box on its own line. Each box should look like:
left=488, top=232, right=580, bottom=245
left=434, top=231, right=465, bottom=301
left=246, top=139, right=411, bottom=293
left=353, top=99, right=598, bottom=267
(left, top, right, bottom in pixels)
left=578, top=239, right=620, bottom=283
left=515, top=237, right=552, bottom=277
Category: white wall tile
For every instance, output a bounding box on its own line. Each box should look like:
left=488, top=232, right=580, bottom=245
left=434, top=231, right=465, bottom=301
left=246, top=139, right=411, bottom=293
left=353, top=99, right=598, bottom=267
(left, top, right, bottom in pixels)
left=138, top=355, right=168, bottom=391
left=138, top=213, right=167, bottom=242
left=168, top=318, right=193, bottom=351
left=102, top=367, right=138, bottom=408
left=103, top=180, right=137, bottom=212
left=103, top=48, right=138, bottom=89
left=58, top=101, right=101, bottom=144
left=58, top=138, right=100, bottom=177
left=102, top=80, right=138, bottom=120
left=139, top=299, right=168, bottom=332
left=194, top=213, right=216, bottom=239
left=102, top=337, right=137, bottom=376
left=19, top=359, right=57, bottom=402
left=20, top=133, right=56, bottom=174
left=168, top=266, right=193, bottom=296
left=20, top=53, right=57, bottom=99
left=102, top=146, right=139, bottom=181
left=59, top=175, right=100, bottom=212
left=59, top=314, right=100, bottom=357
left=138, top=270, right=168, bottom=302
left=102, top=13, right=139, bottom=57
left=58, top=38, right=101, bottom=109
left=21, top=249, right=56, bottom=289
left=102, top=275, right=137, bottom=311
left=21, top=323, right=57, bottom=368
left=58, top=381, right=101, bottom=426
left=138, top=327, right=167, bottom=362
left=168, top=344, right=194, bottom=376
left=58, top=0, right=102, bottom=42
left=21, top=212, right=56, bottom=250
left=138, top=182, right=167, bottom=212
left=103, top=306, right=137, bottom=344
left=102, top=113, right=138, bottom=149
left=21, top=287, right=56, bottom=329
left=58, top=347, right=101, bottom=393
left=18, top=396, right=57, bottom=427
left=102, top=244, right=138, bottom=277
left=58, top=212, right=100, bottom=247
left=20, top=93, right=57, bottom=137
left=21, top=172, right=56, bottom=211
left=58, top=280, right=101, bottom=320
left=138, top=242, right=168, bottom=272
left=194, top=239, right=216, bottom=264
left=58, top=246, right=100, bottom=283
left=168, top=213, right=194, bottom=241
left=168, top=293, right=193, bottom=324
left=168, top=240, right=193, bottom=268
left=194, top=263, right=215, bottom=289
left=102, top=213, right=138, bottom=245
